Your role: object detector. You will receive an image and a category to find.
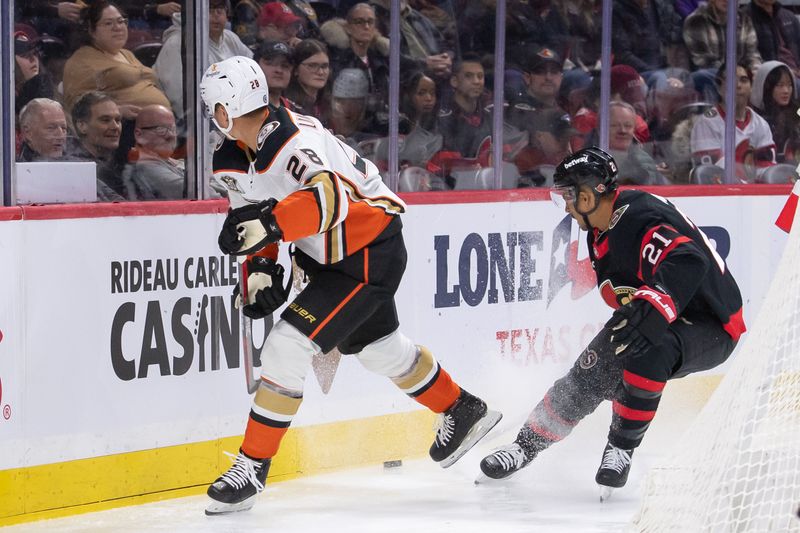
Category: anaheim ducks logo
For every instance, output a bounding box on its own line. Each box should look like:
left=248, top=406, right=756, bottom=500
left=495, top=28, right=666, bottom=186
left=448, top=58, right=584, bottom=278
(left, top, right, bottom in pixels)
left=257, top=121, right=281, bottom=150
left=579, top=348, right=598, bottom=369
left=599, top=279, right=636, bottom=309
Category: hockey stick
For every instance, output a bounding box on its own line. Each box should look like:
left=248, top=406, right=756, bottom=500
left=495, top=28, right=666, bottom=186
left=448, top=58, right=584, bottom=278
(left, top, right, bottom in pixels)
left=239, top=258, right=261, bottom=394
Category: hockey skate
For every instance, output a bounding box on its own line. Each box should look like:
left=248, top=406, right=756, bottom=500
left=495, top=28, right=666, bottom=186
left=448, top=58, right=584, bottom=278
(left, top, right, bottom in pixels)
left=205, top=450, right=271, bottom=515
left=429, top=389, right=502, bottom=468
left=478, top=442, right=535, bottom=481
left=595, top=442, right=633, bottom=502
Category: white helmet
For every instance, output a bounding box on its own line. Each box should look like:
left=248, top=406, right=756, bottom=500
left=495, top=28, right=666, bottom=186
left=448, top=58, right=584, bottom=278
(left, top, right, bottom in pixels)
left=200, top=56, right=269, bottom=135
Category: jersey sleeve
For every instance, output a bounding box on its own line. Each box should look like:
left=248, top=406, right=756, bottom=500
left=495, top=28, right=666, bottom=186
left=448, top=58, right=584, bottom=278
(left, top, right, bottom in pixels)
left=271, top=141, right=350, bottom=242
left=633, top=222, right=710, bottom=318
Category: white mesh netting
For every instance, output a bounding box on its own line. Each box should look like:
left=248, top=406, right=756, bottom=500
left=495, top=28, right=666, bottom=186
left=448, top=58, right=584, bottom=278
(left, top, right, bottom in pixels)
left=631, top=207, right=800, bottom=532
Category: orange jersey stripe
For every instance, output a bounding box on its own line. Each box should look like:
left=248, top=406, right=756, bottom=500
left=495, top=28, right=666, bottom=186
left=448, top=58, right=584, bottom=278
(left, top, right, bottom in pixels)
left=273, top=190, right=324, bottom=241
left=344, top=202, right=393, bottom=256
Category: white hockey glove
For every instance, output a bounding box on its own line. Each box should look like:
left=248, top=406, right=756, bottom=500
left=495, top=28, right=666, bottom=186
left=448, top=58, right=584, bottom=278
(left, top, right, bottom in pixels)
left=218, top=199, right=284, bottom=256
left=234, top=257, right=290, bottom=319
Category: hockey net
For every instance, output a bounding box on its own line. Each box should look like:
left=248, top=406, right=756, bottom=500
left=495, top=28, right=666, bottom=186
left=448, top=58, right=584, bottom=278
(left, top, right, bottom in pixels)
left=631, top=208, right=800, bottom=532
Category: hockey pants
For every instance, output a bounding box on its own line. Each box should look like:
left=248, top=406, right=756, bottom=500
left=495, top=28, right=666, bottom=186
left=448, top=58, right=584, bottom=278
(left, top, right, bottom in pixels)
left=240, top=219, right=460, bottom=459
left=521, top=312, right=736, bottom=451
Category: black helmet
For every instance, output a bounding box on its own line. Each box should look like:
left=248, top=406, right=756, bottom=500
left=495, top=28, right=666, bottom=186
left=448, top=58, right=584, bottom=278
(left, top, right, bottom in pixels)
left=553, top=147, right=618, bottom=195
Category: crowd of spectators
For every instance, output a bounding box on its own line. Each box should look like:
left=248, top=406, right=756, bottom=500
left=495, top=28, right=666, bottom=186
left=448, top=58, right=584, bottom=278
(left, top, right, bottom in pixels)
left=12, top=0, right=800, bottom=202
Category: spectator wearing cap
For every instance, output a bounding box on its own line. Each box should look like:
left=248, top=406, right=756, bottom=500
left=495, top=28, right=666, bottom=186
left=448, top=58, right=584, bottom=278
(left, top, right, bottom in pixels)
left=122, top=104, right=185, bottom=200
left=507, top=47, right=567, bottom=143
left=515, top=47, right=564, bottom=110
left=684, top=0, right=762, bottom=100
left=321, top=3, right=390, bottom=115
left=285, top=39, right=332, bottom=123
left=232, top=0, right=266, bottom=48
left=233, top=0, right=320, bottom=47
left=513, top=108, right=575, bottom=187
left=606, top=100, right=666, bottom=185
left=14, top=24, right=57, bottom=115
left=154, top=0, right=251, bottom=123
left=330, top=68, right=374, bottom=146
left=255, top=41, right=296, bottom=108
left=259, top=2, right=304, bottom=48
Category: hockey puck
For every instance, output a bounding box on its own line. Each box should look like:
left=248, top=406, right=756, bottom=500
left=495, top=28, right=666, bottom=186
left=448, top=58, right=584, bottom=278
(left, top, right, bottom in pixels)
left=383, top=460, right=403, bottom=468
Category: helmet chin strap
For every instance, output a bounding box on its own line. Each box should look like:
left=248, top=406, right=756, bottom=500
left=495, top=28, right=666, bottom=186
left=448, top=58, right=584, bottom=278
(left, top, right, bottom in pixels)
left=572, top=189, right=602, bottom=229
left=211, top=105, right=236, bottom=139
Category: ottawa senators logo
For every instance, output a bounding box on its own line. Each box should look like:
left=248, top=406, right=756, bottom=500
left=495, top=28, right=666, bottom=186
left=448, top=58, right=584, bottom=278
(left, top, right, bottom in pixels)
left=579, top=348, right=598, bottom=369
left=599, top=279, right=636, bottom=309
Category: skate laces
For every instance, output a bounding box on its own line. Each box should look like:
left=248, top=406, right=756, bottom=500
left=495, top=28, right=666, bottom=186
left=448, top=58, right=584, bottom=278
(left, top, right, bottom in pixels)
left=600, top=445, right=632, bottom=474
left=433, top=413, right=455, bottom=447
left=220, top=451, right=265, bottom=492
left=491, top=443, right=527, bottom=471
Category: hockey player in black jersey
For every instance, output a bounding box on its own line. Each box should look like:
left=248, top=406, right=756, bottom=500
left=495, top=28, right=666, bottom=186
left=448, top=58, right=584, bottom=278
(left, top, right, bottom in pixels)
left=479, top=147, right=746, bottom=500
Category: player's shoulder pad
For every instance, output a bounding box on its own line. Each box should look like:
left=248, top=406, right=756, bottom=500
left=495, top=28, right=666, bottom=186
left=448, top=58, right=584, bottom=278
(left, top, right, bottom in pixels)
left=704, top=107, right=718, bottom=118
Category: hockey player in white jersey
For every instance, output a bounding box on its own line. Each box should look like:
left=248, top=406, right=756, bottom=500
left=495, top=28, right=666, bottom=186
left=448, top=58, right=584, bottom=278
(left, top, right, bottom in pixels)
left=200, top=56, right=502, bottom=515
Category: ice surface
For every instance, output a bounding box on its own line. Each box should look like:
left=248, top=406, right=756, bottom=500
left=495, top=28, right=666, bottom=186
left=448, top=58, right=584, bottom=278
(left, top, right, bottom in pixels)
left=4, top=410, right=653, bottom=533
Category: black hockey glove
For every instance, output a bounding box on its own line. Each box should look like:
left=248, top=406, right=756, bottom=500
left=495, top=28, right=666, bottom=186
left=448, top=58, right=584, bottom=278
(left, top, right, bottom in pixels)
left=605, top=289, right=675, bottom=359
left=218, top=199, right=284, bottom=256
left=234, top=256, right=290, bottom=319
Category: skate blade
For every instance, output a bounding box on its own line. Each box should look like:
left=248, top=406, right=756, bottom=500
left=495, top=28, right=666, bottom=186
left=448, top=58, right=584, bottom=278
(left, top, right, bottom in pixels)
left=598, top=484, right=615, bottom=503
left=474, top=472, right=505, bottom=485
left=204, top=495, right=257, bottom=516
left=440, top=410, right=503, bottom=469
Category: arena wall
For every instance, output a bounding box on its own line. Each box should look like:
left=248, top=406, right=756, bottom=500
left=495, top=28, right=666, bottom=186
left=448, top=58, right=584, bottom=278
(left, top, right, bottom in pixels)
left=0, top=185, right=791, bottom=525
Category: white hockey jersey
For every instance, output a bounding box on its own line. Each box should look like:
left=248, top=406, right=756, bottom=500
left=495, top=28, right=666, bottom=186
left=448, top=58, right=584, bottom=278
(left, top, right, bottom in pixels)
left=212, top=106, right=406, bottom=264
left=690, top=105, right=776, bottom=181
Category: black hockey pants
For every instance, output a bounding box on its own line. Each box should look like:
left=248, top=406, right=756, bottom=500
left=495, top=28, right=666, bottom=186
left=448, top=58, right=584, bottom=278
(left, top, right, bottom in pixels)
left=522, top=311, right=737, bottom=451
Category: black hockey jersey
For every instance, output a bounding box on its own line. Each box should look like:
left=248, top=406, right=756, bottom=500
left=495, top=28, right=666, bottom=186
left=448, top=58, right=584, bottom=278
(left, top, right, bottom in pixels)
left=588, top=190, right=746, bottom=341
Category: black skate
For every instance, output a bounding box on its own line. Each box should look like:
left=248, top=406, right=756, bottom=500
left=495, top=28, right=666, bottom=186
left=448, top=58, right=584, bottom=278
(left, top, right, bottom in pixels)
left=478, top=442, right=535, bottom=480
left=205, top=450, right=271, bottom=515
left=595, top=442, right=633, bottom=502
left=429, top=389, right=502, bottom=468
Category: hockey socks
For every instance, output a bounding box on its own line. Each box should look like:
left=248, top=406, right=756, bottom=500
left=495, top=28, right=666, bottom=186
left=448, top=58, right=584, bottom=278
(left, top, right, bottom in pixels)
left=241, top=379, right=303, bottom=459
left=391, top=346, right=461, bottom=413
